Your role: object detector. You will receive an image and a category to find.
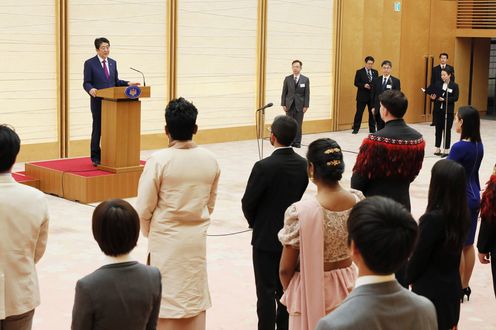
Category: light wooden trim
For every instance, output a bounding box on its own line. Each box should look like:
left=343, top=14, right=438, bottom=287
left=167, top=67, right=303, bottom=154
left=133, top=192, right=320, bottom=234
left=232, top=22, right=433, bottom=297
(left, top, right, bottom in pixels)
left=256, top=0, right=268, bottom=140
left=64, top=118, right=334, bottom=158
left=256, top=0, right=267, bottom=110
left=56, top=0, right=68, bottom=158
left=17, top=142, right=60, bottom=163
left=331, top=0, right=344, bottom=132
left=167, top=0, right=177, bottom=101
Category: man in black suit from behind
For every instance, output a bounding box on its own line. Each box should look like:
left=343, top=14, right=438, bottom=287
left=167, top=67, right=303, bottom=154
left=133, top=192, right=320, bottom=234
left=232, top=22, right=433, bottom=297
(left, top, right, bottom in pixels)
left=430, top=52, right=455, bottom=126
left=242, top=115, right=309, bottom=330
left=371, top=60, right=401, bottom=131
left=353, top=56, right=378, bottom=134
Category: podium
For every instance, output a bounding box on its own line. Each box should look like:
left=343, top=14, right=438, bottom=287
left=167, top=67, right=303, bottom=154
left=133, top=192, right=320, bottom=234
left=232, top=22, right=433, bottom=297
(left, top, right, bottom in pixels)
left=96, top=86, right=151, bottom=173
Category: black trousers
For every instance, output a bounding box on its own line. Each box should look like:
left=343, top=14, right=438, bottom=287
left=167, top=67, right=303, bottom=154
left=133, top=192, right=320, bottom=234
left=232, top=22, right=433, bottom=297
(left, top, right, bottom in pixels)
left=287, top=104, right=304, bottom=145
left=90, top=99, right=102, bottom=162
left=252, top=247, right=288, bottom=330
left=434, top=109, right=454, bottom=149
left=353, top=100, right=375, bottom=132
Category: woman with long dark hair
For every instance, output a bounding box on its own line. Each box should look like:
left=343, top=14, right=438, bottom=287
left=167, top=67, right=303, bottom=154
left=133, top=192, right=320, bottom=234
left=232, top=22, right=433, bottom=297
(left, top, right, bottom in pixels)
left=448, top=105, right=484, bottom=301
left=477, top=164, right=496, bottom=298
left=278, top=138, right=364, bottom=330
left=408, top=159, right=469, bottom=330
left=430, top=67, right=459, bottom=157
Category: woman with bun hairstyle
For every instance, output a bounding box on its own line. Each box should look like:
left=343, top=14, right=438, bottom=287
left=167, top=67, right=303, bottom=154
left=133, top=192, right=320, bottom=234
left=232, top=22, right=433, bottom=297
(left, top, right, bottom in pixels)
left=278, top=138, right=364, bottom=330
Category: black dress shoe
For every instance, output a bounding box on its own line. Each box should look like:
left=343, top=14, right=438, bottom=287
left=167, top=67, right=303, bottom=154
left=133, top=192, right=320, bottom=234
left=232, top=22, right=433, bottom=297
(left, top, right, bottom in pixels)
left=92, top=160, right=100, bottom=167
left=352, top=130, right=359, bottom=134
left=434, top=151, right=442, bottom=156
left=430, top=123, right=435, bottom=126
left=441, top=153, right=448, bottom=158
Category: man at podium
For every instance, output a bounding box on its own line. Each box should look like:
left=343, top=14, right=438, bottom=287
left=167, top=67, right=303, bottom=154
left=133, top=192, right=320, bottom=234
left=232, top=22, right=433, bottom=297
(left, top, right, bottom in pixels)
left=83, top=37, right=139, bottom=166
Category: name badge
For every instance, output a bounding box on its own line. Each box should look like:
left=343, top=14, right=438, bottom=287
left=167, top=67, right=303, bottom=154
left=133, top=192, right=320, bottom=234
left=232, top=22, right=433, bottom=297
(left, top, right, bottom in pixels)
left=386, top=84, right=392, bottom=89
left=300, top=83, right=305, bottom=87
left=447, top=88, right=453, bottom=93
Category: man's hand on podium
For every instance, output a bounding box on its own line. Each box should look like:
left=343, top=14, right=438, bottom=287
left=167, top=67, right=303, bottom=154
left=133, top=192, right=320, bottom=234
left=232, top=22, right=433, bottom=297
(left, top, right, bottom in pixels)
left=89, top=88, right=97, bottom=97
left=128, top=82, right=141, bottom=86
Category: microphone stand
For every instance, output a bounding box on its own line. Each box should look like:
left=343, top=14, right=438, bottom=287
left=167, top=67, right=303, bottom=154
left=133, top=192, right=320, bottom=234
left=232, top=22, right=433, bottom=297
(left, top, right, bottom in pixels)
left=256, top=107, right=266, bottom=160
left=442, top=82, right=450, bottom=156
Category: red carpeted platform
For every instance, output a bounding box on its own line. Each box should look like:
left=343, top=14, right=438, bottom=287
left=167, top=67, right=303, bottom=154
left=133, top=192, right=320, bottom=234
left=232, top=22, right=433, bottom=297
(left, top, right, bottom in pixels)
left=12, top=171, right=40, bottom=189
left=23, top=157, right=144, bottom=203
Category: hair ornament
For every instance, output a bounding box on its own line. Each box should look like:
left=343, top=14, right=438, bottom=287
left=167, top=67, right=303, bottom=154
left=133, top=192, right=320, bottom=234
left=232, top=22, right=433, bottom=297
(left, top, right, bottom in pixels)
left=324, top=147, right=340, bottom=154
left=327, top=160, right=341, bottom=166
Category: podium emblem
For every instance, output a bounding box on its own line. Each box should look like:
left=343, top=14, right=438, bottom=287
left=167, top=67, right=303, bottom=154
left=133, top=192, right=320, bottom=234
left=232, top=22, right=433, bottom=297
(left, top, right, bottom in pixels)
left=125, top=86, right=142, bottom=99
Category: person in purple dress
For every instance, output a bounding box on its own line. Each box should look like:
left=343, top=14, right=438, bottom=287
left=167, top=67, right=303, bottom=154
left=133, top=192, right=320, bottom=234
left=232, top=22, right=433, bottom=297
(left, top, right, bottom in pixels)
left=447, top=106, right=484, bottom=302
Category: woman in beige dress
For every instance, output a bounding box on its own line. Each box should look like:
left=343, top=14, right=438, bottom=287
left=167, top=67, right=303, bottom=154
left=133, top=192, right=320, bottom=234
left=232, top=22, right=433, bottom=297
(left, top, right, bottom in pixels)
left=278, top=138, right=363, bottom=330
left=136, top=98, right=220, bottom=330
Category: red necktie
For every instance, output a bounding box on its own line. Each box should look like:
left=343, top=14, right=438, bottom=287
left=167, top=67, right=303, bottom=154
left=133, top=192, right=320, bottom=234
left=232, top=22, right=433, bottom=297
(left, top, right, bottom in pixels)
left=103, top=60, right=110, bottom=80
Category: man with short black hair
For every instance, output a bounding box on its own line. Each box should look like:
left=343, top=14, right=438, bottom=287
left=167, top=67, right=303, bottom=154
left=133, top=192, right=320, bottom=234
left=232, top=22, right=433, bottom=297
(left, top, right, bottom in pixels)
left=281, top=60, right=310, bottom=147
left=316, top=197, right=437, bottom=330
left=370, top=60, right=401, bottom=131
left=242, top=115, right=308, bottom=330
left=83, top=37, right=140, bottom=166
left=353, top=56, right=378, bottom=134
left=0, top=124, right=49, bottom=330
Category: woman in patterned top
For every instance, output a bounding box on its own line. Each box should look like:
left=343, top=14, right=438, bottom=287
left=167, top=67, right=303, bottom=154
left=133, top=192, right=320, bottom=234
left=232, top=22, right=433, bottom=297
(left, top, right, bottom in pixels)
left=278, top=138, right=364, bottom=330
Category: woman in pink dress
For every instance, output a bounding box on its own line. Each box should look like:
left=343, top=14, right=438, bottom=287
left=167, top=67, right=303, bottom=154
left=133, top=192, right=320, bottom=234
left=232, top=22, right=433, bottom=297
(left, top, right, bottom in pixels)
left=278, top=138, right=364, bottom=330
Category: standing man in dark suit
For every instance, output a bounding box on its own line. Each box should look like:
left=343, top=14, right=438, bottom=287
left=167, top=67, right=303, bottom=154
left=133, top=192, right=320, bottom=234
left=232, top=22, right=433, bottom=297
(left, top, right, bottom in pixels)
left=430, top=53, right=455, bottom=126
left=351, top=90, right=425, bottom=287
left=353, top=56, right=378, bottom=134
left=371, top=60, right=400, bottom=131
left=242, top=115, right=308, bottom=330
left=83, top=37, right=139, bottom=166
left=281, top=60, right=310, bottom=148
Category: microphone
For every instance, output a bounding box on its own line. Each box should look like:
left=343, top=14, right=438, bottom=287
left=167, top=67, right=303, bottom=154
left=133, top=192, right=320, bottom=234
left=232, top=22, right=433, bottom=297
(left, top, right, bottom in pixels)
left=130, top=67, right=146, bottom=86
left=256, top=102, right=273, bottom=112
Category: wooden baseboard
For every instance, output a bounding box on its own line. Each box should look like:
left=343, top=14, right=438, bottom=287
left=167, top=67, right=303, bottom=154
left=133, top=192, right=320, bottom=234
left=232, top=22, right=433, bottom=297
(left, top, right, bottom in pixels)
left=18, top=118, right=333, bottom=161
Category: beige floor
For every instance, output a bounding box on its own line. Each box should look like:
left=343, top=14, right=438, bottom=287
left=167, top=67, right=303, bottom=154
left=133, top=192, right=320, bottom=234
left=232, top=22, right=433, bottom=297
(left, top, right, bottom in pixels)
left=14, top=119, right=496, bottom=329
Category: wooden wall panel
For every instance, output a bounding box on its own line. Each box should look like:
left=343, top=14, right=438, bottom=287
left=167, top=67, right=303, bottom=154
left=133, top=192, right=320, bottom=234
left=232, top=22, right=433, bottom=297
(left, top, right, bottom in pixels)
left=399, top=0, right=432, bottom=123
left=472, top=38, right=490, bottom=112
left=455, top=37, right=473, bottom=110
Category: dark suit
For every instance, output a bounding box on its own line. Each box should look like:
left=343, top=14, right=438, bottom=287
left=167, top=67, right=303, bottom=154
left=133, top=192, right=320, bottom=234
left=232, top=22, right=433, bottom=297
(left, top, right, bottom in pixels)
left=370, top=75, right=401, bottom=131
left=407, top=210, right=463, bottom=330
left=242, top=147, right=308, bottom=330
left=477, top=217, right=496, bottom=298
left=316, top=281, right=437, bottom=330
left=430, top=64, right=455, bottom=125
left=71, top=261, right=162, bottom=330
left=281, top=75, right=310, bottom=146
left=83, top=55, right=128, bottom=163
left=432, top=81, right=459, bottom=149
left=353, top=67, right=378, bottom=132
